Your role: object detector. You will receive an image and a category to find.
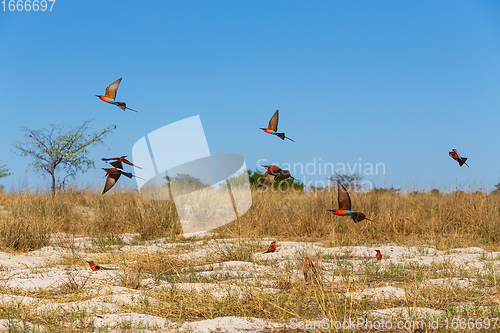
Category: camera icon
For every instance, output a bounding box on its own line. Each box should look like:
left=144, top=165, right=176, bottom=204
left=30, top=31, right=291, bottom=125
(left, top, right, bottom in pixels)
left=131, top=116, right=252, bottom=235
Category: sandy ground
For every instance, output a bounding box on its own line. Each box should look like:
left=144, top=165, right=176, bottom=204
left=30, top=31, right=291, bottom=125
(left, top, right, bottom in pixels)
left=0, top=234, right=498, bottom=332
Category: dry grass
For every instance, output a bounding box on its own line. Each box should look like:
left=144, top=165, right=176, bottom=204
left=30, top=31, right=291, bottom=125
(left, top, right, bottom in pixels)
left=0, top=188, right=498, bottom=331
left=218, top=189, right=500, bottom=249
left=0, top=189, right=498, bottom=249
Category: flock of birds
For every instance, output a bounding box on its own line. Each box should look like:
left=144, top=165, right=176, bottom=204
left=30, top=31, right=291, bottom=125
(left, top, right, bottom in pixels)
left=90, top=77, right=471, bottom=273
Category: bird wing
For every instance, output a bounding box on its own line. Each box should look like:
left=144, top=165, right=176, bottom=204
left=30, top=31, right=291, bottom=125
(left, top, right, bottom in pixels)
left=102, top=157, right=120, bottom=161
left=452, top=149, right=461, bottom=160
left=337, top=181, right=352, bottom=210
left=109, top=160, right=124, bottom=169
left=267, top=110, right=279, bottom=131
left=102, top=173, right=120, bottom=194
left=105, top=78, right=122, bottom=99
left=259, top=173, right=276, bottom=186
left=280, top=169, right=292, bottom=180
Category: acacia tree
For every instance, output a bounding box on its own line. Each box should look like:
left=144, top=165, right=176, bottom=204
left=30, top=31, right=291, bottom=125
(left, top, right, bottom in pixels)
left=0, top=162, right=10, bottom=192
left=0, top=163, right=9, bottom=179
left=13, top=120, right=115, bottom=195
left=328, top=172, right=364, bottom=191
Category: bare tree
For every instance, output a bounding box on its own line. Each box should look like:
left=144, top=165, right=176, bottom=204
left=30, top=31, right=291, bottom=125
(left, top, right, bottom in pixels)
left=328, top=172, right=364, bottom=191
left=13, top=120, right=115, bottom=195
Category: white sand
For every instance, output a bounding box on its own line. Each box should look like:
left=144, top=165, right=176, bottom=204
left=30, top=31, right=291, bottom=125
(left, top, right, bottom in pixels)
left=0, top=236, right=497, bottom=331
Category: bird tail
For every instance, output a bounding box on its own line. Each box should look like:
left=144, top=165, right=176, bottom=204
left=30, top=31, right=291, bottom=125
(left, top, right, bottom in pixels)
left=276, top=132, right=295, bottom=142
left=116, top=102, right=138, bottom=113
left=122, top=172, right=133, bottom=179
left=460, top=158, right=469, bottom=167
left=350, top=212, right=368, bottom=223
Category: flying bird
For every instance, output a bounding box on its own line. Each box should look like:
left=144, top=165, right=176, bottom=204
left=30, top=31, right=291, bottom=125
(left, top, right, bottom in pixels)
left=449, top=149, right=469, bottom=167
left=95, top=78, right=138, bottom=112
left=264, top=241, right=277, bottom=253
left=327, top=181, right=373, bottom=223
left=87, top=261, right=107, bottom=271
left=102, top=168, right=137, bottom=194
left=102, top=156, right=142, bottom=170
left=375, top=250, right=382, bottom=260
left=259, top=165, right=295, bottom=187
left=260, top=110, right=294, bottom=142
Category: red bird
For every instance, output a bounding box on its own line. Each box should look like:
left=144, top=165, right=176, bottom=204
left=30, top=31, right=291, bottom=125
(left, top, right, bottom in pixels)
left=102, top=156, right=142, bottom=170
left=260, top=110, right=294, bottom=142
left=264, top=241, right=277, bottom=253
left=327, top=181, right=373, bottom=223
left=375, top=250, right=382, bottom=260
left=259, top=165, right=295, bottom=187
left=303, top=257, right=318, bottom=282
left=305, top=257, right=315, bottom=268
left=449, top=149, right=469, bottom=167
left=102, top=168, right=136, bottom=194
left=87, top=261, right=107, bottom=271
left=95, top=78, right=138, bottom=112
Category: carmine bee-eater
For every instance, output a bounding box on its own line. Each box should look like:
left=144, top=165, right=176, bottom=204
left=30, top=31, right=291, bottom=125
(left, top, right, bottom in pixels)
left=303, top=257, right=318, bottom=282
left=102, top=156, right=142, bottom=170
left=95, top=78, right=138, bottom=112
left=259, top=165, right=295, bottom=187
left=264, top=241, right=277, bottom=253
left=102, top=168, right=140, bottom=194
left=449, top=149, right=469, bottom=167
left=375, top=250, right=382, bottom=260
left=87, top=261, right=107, bottom=271
left=327, top=181, right=373, bottom=223
left=260, top=110, right=294, bottom=142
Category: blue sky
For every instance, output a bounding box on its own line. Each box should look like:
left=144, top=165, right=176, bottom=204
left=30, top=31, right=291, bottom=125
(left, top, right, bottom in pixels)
left=0, top=0, right=499, bottom=193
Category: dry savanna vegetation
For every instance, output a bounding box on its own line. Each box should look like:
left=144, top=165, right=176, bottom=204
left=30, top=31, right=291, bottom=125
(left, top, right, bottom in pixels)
left=0, top=188, right=498, bottom=332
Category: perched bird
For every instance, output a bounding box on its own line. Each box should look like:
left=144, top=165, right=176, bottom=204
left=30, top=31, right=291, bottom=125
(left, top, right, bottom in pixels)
left=87, top=261, right=107, bottom=271
left=260, top=110, right=294, bottom=142
left=264, top=241, right=277, bottom=253
left=375, top=250, right=382, bottom=260
left=96, top=78, right=138, bottom=112
left=305, top=257, right=315, bottom=269
left=259, top=165, right=295, bottom=187
left=102, top=156, right=142, bottom=170
left=327, top=181, right=373, bottom=223
left=449, top=149, right=469, bottom=167
left=102, top=168, right=134, bottom=194
left=303, top=257, right=318, bottom=282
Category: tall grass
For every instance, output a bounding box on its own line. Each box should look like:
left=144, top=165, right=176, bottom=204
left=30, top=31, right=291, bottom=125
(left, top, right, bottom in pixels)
left=0, top=188, right=498, bottom=251
left=220, top=189, right=500, bottom=249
